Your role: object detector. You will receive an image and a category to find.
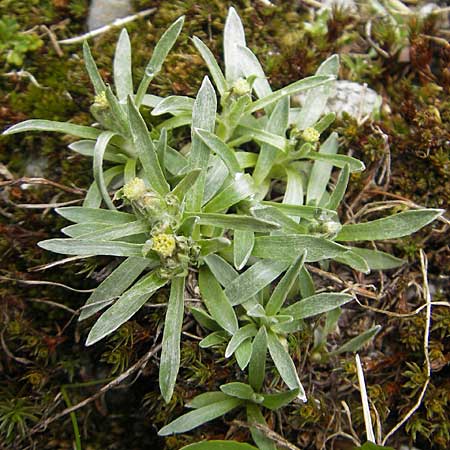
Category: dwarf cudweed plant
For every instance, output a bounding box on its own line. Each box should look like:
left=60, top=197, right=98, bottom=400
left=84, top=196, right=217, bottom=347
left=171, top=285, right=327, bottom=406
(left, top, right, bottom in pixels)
left=3, top=7, right=444, bottom=449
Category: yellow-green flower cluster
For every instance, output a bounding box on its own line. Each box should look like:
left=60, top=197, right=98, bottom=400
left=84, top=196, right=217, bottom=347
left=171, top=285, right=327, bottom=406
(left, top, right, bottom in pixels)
left=302, top=127, right=320, bottom=143
left=232, top=77, right=252, bottom=96
left=93, top=91, right=109, bottom=110
left=123, top=177, right=147, bottom=201
left=151, top=233, right=176, bottom=257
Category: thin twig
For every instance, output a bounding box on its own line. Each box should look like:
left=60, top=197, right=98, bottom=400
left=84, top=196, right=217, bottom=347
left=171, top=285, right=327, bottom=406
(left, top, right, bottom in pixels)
left=58, top=8, right=157, bottom=44
left=0, top=177, right=85, bottom=195
left=15, top=199, right=82, bottom=209
left=0, top=275, right=94, bottom=294
left=381, top=250, right=432, bottom=445
left=28, top=256, right=88, bottom=272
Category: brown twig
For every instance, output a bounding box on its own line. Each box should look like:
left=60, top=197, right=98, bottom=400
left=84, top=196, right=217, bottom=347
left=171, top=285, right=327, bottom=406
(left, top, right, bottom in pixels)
left=0, top=177, right=85, bottom=195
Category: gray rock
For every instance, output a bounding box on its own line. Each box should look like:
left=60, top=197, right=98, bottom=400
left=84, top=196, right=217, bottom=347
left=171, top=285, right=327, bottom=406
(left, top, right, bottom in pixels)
left=87, top=0, right=133, bottom=31
left=293, top=80, right=382, bottom=120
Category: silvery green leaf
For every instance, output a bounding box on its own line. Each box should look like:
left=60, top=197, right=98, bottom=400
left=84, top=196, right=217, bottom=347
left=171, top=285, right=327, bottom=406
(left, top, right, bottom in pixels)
left=203, top=173, right=254, bottom=213
left=69, top=140, right=127, bottom=163
left=249, top=326, right=267, bottom=392
left=236, top=152, right=257, bottom=169
left=282, top=293, right=354, bottom=319
left=156, top=113, right=192, bottom=131
left=186, top=391, right=229, bottom=409
left=199, top=331, right=228, bottom=348
left=284, top=167, right=305, bottom=223
left=237, top=124, right=288, bottom=152
left=195, top=129, right=241, bottom=174
left=86, top=271, right=167, bottom=345
left=136, top=16, right=185, bottom=104
left=160, top=277, right=186, bottom=403
left=114, top=28, right=133, bottom=101
left=307, top=132, right=339, bottom=205
left=158, top=398, right=242, bottom=435
left=181, top=441, right=257, bottom=450
left=235, top=338, right=253, bottom=370
left=225, top=324, right=257, bottom=358
left=261, top=388, right=300, bottom=411
left=198, top=237, right=231, bottom=257
left=171, top=169, right=202, bottom=201
left=234, top=230, right=254, bottom=270
left=156, top=128, right=167, bottom=176
left=265, top=253, right=307, bottom=316
left=165, top=145, right=189, bottom=176
left=83, top=40, right=106, bottom=95
left=224, top=7, right=246, bottom=83
left=62, top=221, right=147, bottom=241
left=190, top=307, right=220, bottom=332
left=198, top=267, right=238, bottom=334
left=186, top=76, right=217, bottom=212
left=305, top=152, right=365, bottom=172
left=252, top=235, right=349, bottom=262
left=203, top=157, right=229, bottom=204
left=141, top=94, right=163, bottom=108
left=298, top=266, right=315, bottom=298
left=267, top=330, right=306, bottom=401
left=246, top=404, right=277, bottom=450
left=325, top=164, right=350, bottom=211
left=246, top=75, right=335, bottom=114
left=335, top=209, right=444, bottom=241
left=224, top=260, right=289, bottom=306
left=56, top=207, right=134, bottom=224
left=2, top=120, right=102, bottom=139
left=204, top=254, right=238, bottom=287
left=251, top=205, right=307, bottom=234
left=237, top=45, right=271, bottom=99
left=261, top=202, right=338, bottom=221
left=105, top=87, right=130, bottom=136
left=152, top=96, right=194, bottom=116
left=253, top=97, right=289, bottom=186
left=332, top=325, right=381, bottom=355
left=295, top=54, right=339, bottom=130
left=350, top=247, right=405, bottom=270
left=314, top=112, right=336, bottom=133
left=333, top=251, right=370, bottom=273
left=220, top=382, right=255, bottom=401
left=93, top=131, right=117, bottom=210
left=38, top=239, right=146, bottom=258
left=183, top=212, right=278, bottom=233
left=192, top=36, right=227, bottom=95
left=127, top=97, right=169, bottom=195
left=84, top=165, right=123, bottom=208
left=79, top=257, right=150, bottom=321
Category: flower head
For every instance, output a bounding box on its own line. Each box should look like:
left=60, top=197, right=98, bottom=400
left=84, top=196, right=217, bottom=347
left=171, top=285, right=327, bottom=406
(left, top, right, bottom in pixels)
left=123, top=177, right=147, bottom=201
left=302, top=127, right=320, bottom=143
left=151, top=233, right=176, bottom=257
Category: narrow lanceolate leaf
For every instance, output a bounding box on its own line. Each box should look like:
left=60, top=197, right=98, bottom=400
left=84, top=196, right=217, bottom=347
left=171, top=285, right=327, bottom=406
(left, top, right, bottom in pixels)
left=83, top=41, right=106, bottom=95
left=350, top=247, right=405, bottom=270
left=305, top=152, right=365, bottom=172
left=332, top=325, right=382, bottom=355
left=298, top=266, right=315, bottom=298
left=171, top=169, right=202, bottom=201
left=65, top=220, right=148, bottom=241
left=93, top=131, right=117, bottom=210
left=136, top=16, right=185, bottom=104
left=198, top=238, right=231, bottom=257
left=223, top=7, right=246, bottom=83
left=265, top=253, right=307, bottom=316
left=192, top=36, right=227, bottom=95
left=284, top=167, right=304, bottom=219
left=237, top=45, right=272, bottom=99
left=314, top=112, right=336, bottom=134
left=186, top=76, right=217, bottom=212
left=181, top=441, right=258, bottom=450
left=84, top=166, right=123, bottom=208
left=251, top=205, right=307, bottom=234
left=86, top=271, right=167, bottom=345
left=220, top=382, right=255, bottom=401
left=282, top=293, right=354, bottom=319
left=225, top=324, right=258, bottom=358
left=261, top=202, right=338, bottom=221
left=261, top=389, right=300, bottom=411
left=246, top=75, right=335, bottom=114
left=127, top=97, right=169, bottom=195
left=183, top=212, right=279, bottom=232
left=199, top=331, right=228, bottom=348
left=152, top=96, right=195, bottom=116
left=252, top=235, right=348, bottom=262
left=187, top=392, right=229, bottom=409
left=325, top=164, right=350, bottom=211
left=237, top=125, right=288, bottom=152
left=307, top=132, right=339, bottom=205
left=246, top=403, right=277, bottom=450
left=334, top=250, right=370, bottom=273
left=224, top=260, right=289, bottom=306
left=203, top=157, right=228, bottom=204
left=204, top=254, right=238, bottom=287
left=38, top=239, right=147, bottom=258
left=249, top=326, right=267, bottom=392
left=234, top=230, right=254, bottom=270
left=114, top=28, right=133, bottom=101
left=2, top=120, right=102, bottom=139
left=158, top=398, right=242, bottom=435
left=335, top=209, right=444, bottom=241
left=235, top=339, right=253, bottom=370
left=267, top=331, right=306, bottom=401
left=160, top=277, right=186, bottom=403
left=79, top=257, right=150, bottom=321
left=198, top=267, right=238, bottom=334
left=56, top=207, right=134, bottom=224
left=194, top=129, right=241, bottom=174
left=190, top=307, right=220, bottom=332
left=69, top=140, right=126, bottom=163
left=203, top=173, right=254, bottom=213
left=104, top=87, right=130, bottom=135
left=295, top=54, right=339, bottom=130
